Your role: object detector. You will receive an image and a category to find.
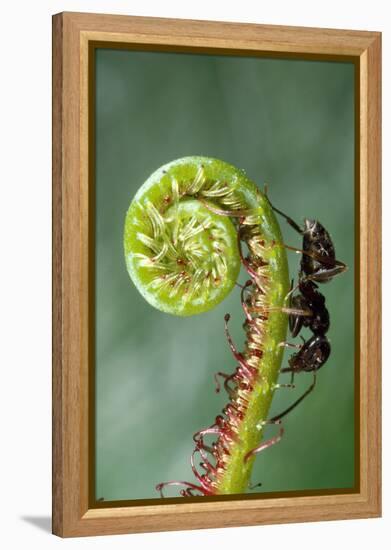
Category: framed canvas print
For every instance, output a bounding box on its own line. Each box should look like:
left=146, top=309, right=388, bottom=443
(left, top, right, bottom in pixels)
left=52, top=12, right=381, bottom=537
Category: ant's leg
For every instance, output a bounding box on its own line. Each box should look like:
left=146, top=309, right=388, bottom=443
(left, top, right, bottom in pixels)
left=248, top=479, right=262, bottom=490
left=280, top=243, right=348, bottom=274
left=278, top=341, right=302, bottom=349
left=274, top=369, right=296, bottom=390
left=246, top=304, right=312, bottom=317
left=274, top=368, right=297, bottom=390
left=279, top=369, right=296, bottom=384
left=273, top=381, right=295, bottom=389
left=244, top=420, right=284, bottom=462
left=283, top=279, right=301, bottom=303
left=300, top=262, right=348, bottom=283
left=264, top=196, right=303, bottom=235
left=269, top=373, right=317, bottom=423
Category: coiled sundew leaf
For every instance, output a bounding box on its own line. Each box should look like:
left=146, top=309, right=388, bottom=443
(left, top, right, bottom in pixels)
left=124, top=157, right=290, bottom=495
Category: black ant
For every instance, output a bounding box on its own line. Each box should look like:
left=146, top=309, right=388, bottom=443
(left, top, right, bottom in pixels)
left=263, top=201, right=347, bottom=423
left=213, top=200, right=347, bottom=461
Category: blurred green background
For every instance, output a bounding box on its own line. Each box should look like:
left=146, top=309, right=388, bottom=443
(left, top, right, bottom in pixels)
left=95, top=48, right=355, bottom=501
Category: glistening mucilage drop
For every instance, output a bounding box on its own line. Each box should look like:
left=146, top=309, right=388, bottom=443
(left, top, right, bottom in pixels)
left=124, top=157, right=289, bottom=496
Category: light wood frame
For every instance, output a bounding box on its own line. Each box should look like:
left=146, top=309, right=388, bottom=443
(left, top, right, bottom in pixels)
left=52, top=11, right=381, bottom=538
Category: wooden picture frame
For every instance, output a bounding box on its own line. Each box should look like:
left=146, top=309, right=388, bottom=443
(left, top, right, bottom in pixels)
left=52, top=11, right=381, bottom=537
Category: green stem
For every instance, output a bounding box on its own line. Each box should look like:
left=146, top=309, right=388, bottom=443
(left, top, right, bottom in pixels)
left=124, top=157, right=289, bottom=495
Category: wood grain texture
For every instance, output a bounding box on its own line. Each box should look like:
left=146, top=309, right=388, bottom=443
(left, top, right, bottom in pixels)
left=363, top=34, right=382, bottom=514
left=52, top=11, right=382, bottom=538
left=52, top=12, right=63, bottom=537
left=63, top=11, right=379, bottom=55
